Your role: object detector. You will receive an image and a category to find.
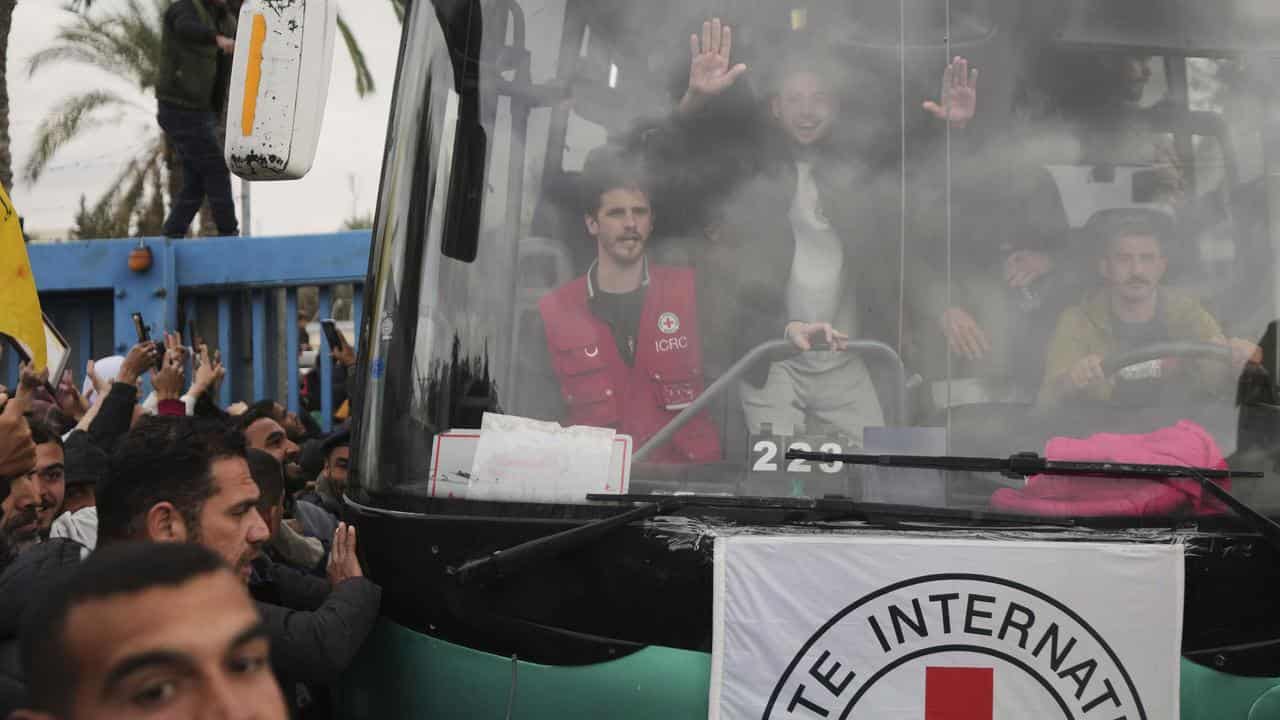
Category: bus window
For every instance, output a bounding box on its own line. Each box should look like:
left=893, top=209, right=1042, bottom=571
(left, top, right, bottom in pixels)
left=351, top=0, right=1280, bottom=516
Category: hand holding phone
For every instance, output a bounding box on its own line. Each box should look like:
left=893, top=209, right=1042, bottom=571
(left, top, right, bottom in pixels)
left=320, top=318, right=346, bottom=350
left=131, top=312, right=164, bottom=370
left=321, top=319, right=356, bottom=368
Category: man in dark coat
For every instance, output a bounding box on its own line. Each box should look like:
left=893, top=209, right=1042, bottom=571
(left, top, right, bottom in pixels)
left=156, top=0, right=240, bottom=237
left=637, top=19, right=978, bottom=445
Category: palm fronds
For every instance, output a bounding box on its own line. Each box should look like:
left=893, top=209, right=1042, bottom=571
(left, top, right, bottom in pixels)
left=23, top=90, right=136, bottom=183
left=336, top=11, right=375, bottom=97
left=29, top=0, right=164, bottom=91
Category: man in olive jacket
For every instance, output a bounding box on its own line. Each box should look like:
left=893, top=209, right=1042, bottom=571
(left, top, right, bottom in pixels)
left=156, top=0, right=239, bottom=238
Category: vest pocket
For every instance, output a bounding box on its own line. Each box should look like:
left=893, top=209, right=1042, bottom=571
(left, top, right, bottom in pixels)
left=554, top=344, right=620, bottom=426
left=647, top=364, right=704, bottom=411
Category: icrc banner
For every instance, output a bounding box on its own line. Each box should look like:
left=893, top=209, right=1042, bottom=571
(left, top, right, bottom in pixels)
left=710, top=536, right=1183, bottom=720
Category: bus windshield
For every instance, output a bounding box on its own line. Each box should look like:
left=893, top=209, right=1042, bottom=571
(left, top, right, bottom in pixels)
left=352, top=0, right=1280, bottom=519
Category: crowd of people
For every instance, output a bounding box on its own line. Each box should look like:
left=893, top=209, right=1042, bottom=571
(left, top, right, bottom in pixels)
left=0, top=334, right=376, bottom=719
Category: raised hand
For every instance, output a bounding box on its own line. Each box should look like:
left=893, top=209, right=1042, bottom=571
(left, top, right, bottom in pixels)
left=118, top=341, right=160, bottom=386
left=679, top=17, right=748, bottom=115
left=85, top=359, right=111, bottom=398
left=922, top=56, right=979, bottom=128
left=0, top=365, right=40, bottom=477
left=327, top=522, right=364, bottom=587
left=164, top=331, right=188, bottom=366
left=55, top=368, right=89, bottom=420
left=1005, top=250, right=1052, bottom=289
left=191, top=344, right=225, bottom=397
left=152, top=351, right=185, bottom=401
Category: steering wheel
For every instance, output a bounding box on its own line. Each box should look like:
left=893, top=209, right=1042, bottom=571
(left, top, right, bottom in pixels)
left=632, top=339, right=907, bottom=462
left=1100, top=340, right=1233, bottom=378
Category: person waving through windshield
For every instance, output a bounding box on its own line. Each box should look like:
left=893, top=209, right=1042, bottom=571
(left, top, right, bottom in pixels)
left=641, top=18, right=978, bottom=446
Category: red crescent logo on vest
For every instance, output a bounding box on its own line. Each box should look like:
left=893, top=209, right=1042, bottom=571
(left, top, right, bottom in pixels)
left=658, top=312, right=680, bottom=335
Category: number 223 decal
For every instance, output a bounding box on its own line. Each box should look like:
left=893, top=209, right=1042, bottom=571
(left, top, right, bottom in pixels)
left=752, top=440, right=844, bottom=473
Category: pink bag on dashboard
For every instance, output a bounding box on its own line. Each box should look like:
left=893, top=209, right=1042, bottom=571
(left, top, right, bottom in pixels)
left=990, top=420, right=1230, bottom=517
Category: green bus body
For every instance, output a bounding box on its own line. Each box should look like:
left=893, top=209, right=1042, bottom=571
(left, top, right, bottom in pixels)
left=336, top=620, right=1280, bottom=719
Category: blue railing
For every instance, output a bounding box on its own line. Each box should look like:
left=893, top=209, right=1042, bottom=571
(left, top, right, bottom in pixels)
left=5, top=232, right=371, bottom=431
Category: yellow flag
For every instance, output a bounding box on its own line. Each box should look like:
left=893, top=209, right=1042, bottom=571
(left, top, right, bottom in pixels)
left=0, top=185, right=45, bottom=370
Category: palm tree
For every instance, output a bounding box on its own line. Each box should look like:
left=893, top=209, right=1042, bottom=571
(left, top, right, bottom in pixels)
left=0, top=0, right=18, bottom=193
left=22, top=0, right=398, bottom=237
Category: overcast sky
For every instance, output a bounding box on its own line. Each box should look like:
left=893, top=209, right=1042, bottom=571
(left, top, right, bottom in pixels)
left=10, top=0, right=402, bottom=239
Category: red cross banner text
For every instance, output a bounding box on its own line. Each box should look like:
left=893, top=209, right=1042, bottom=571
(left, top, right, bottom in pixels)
left=709, top=536, right=1183, bottom=719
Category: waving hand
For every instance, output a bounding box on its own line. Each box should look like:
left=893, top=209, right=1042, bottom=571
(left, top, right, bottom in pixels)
left=922, top=56, right=979, bottom=128
left=679, top=18, right=748, bottom=115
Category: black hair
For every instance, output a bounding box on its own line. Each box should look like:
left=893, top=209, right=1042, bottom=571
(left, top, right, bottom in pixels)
left=98, top=417, right=245, bottom=545
left=238, top=399, right=282, bottom=433
left=28, top=402, right=73, bottom=439
left=63, top=431, right=108, bottom=488
left=245, top=448, right=284, bottom=513
left=26, top=416, right=63, bottom=449
left=579, top=146, right=652, bottom=217
left=19, top=542, right=228, bottom=714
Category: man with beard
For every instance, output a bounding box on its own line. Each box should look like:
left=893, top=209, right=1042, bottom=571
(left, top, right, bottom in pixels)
left=0, top=369, right=42, bottom=559
left=294, top=427, right=348, bottom=542
left=537, top=150, right=721, bottom=463
left=641, top=20, right=977, bottom=446
left=240, top=409, right=325, bottom=570
left=241, top=407, right=303, bottom=486
left=25, top=420, right=65, bottom=542
left=1038, top=210, right=1258, bottom=407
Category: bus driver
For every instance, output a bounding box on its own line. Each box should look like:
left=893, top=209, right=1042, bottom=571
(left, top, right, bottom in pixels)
left=537, top=150, right=721, bottom=464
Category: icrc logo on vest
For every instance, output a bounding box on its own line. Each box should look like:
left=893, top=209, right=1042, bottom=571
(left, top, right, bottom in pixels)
left=764, top=575, right=1144, bottom=719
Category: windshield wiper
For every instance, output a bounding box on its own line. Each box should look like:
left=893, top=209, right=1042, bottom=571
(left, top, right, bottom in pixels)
left=786, top=449, right=1280, bottom=553
left=784, top=449, right=1256, bottom=481
left=448, top=492, right=1069, bottom=587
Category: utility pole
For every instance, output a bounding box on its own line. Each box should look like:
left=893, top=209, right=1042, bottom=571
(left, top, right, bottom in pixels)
left=241, top=178, right=252, bottom=236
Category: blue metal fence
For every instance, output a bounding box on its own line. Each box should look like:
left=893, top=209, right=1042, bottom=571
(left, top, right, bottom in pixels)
left=5, top=232, right=371, bottom=431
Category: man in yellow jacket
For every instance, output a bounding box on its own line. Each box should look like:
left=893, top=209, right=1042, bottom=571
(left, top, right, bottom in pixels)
left=1038, top=209, right=1258, bottom=408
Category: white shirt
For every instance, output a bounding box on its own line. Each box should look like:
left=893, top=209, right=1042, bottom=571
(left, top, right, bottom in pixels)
left=50, top=506, right=98, bottom=559
left=785, top=162, right=855, bottom=370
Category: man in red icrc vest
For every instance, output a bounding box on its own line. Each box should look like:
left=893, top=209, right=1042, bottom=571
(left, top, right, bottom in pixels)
left=538, top=153, right=720, bottom=464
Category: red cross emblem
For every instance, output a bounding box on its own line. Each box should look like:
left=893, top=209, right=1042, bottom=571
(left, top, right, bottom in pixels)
left=658, top=312, right=680, bottom=335
left=926, top=667, right=993, bottom=720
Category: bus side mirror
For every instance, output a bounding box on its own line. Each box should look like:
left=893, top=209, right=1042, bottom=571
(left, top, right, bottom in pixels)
left=224, top=0, right=337, bottom=180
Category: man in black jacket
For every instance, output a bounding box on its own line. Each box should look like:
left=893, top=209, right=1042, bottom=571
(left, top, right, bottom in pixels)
left=101, top=419, right=381, bottom=713
left=156, top=0, right=239, bottom=238
left=638, top=19, right=978, bottom=445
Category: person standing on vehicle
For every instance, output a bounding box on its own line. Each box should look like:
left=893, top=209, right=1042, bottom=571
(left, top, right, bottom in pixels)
left=643, top=19, right=978, bottom=445
left=538, top=149, right=721, bottom=463
left=156, top=0, right=239, bottom=238
left=1038, top=209, right=1259, bottom=408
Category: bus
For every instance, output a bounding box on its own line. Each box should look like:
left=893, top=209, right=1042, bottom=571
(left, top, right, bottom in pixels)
left=230, top=0, right=1280, bottom=716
